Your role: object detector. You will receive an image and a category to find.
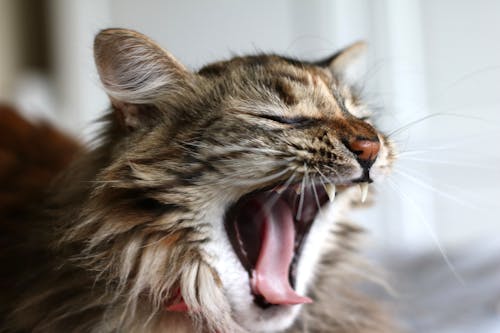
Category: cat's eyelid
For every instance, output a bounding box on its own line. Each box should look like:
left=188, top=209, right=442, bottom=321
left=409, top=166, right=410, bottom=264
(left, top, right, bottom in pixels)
left=258, top=114, right=320, bottom=128
left=259, top=114, right=308, bottom=124
left=236, top=110, right=318, bottom=127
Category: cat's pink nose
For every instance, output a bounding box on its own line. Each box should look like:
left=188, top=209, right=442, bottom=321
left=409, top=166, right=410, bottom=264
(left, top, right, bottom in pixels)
left=347, top=139, right=380, bottom=162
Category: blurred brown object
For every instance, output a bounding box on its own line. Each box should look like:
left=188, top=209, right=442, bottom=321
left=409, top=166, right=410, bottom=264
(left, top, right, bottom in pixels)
left=0, top=105, right=81, bottom=219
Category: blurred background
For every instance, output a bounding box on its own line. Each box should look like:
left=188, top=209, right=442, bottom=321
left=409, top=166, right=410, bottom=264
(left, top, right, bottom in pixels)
left=1, top=0, right=499, bottom=332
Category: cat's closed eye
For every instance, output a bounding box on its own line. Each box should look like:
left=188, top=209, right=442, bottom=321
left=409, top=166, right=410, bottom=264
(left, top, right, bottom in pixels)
left=257, top=114, right=319, bottom=128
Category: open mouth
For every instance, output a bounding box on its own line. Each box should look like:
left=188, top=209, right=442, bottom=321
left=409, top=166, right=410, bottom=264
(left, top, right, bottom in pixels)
left=225, top=181, right=369, bottom=309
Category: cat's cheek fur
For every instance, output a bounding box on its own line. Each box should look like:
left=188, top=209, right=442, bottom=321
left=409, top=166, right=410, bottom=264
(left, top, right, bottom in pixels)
left=370, top=136, right=395, bottom=183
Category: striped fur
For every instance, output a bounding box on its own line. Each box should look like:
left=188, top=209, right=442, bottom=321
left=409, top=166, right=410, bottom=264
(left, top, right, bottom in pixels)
left=0, top=29, right=398, bottom=332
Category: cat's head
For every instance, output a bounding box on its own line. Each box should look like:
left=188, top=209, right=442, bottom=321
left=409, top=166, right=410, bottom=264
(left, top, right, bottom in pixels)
left=86, top=29, right=395, bottom=332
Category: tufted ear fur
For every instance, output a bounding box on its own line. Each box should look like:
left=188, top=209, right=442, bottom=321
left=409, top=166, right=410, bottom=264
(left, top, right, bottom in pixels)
left=317, top=41, right=367, bottom=87
left=94, top=28, right=192, bottom=130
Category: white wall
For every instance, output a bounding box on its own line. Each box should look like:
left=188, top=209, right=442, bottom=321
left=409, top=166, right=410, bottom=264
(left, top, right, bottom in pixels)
left=420, top=0, right=500, bottom=247
left=110, top=0, right=370, bottom=68
left=41, top=0, right=500, bottom=252
left=0, top=1, right=21, bottom=102
left=49, top=0, right=110, bottom=138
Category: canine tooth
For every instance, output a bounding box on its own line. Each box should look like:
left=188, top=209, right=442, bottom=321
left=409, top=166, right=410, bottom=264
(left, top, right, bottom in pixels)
left=359, top=183, right=369, bottom=203
left=325, top=184, right=336, bottom=202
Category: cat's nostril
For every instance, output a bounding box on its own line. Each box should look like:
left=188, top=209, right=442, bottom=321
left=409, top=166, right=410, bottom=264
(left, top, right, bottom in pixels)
left=347, top=139, right=380, bottom=162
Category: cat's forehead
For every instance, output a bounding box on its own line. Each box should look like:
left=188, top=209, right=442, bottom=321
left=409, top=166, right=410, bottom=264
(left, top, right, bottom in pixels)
left=198, top=54, right=331, bottom=83
left=197, top=54, right=356, bottom=113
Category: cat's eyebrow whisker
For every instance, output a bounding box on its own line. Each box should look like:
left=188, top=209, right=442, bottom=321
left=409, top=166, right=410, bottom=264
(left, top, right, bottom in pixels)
left=393, top=168, right=478, bottom=210
left=387, top=114, right=446, bottom=138
left=386, top=178, right=465, bottom=285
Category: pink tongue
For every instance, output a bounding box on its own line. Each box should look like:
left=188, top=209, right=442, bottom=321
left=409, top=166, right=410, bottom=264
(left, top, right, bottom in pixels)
left=250, top=197, right=312, bottom=305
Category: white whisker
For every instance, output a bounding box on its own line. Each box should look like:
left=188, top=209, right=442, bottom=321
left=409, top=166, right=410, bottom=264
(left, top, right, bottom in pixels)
left=296, top=164, right=307, bottom=221
left=397, top=132, right=496, bottom=158
left=304, top=165, right=322, bottom=212
left=264, top=171, right=297, bottom=209
left=397, top=148, right=487, bottom=161
left=387, top=112, right=487, bottom=138
left=398, top=156, right=496, bottom=170
left=393, top=169, right=477, bottom=210
left=310, top=178, right=322, bottom=211
left=317, top=174, right=328, bottom=194
left=398, top=149, right=441, bottom=157
left=314, top=166, right=335, bottom=186
left=387, top=178, right=465, bottom=285
left=395, top=164, right=496, bottom=209
left=270, top=171, right=297, bottom=194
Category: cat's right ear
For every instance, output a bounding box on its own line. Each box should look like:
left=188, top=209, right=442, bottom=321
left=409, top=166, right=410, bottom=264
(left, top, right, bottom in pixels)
left=316, top=41, right=367, bottom=87
left=94, top=28, right=192, bottom=130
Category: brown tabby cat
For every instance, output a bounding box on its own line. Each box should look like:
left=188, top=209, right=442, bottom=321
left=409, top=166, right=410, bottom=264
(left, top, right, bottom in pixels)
left=0, top=29, right=397, bottom=332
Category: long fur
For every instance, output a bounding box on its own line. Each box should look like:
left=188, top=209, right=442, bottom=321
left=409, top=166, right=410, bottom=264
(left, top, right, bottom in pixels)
left=0, top=29, right=399, bottom=333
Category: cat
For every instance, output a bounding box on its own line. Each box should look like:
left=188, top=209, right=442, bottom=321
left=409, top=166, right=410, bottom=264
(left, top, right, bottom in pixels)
left=0, top=29, right=397, bottom=333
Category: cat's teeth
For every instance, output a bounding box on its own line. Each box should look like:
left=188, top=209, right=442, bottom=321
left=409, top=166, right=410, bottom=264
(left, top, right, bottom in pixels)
left=359, top=183, right=369, bottom=203
left=325, top=184, right=336, bottom=202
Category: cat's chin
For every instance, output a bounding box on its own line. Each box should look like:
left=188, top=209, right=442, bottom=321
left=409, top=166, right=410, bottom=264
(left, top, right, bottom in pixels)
left=206, top=236, right=304, bottom=332
left=235, top=303, right=302, bottom=333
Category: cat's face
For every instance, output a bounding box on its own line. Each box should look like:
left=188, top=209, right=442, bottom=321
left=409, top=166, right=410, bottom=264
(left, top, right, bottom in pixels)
left=92, top=29, right=395, bottom=332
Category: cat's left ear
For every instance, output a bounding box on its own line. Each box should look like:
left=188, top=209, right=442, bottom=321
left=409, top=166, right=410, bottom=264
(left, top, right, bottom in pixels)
left=317, top=41, right=367, bottom=87
left=94, top=28, right=194, bottom=130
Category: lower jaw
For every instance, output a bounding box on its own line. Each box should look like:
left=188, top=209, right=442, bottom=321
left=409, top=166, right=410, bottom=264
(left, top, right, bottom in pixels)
left=235, top=301, right=302, bottom=333
left=221, top=182, right=369, bottom=323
